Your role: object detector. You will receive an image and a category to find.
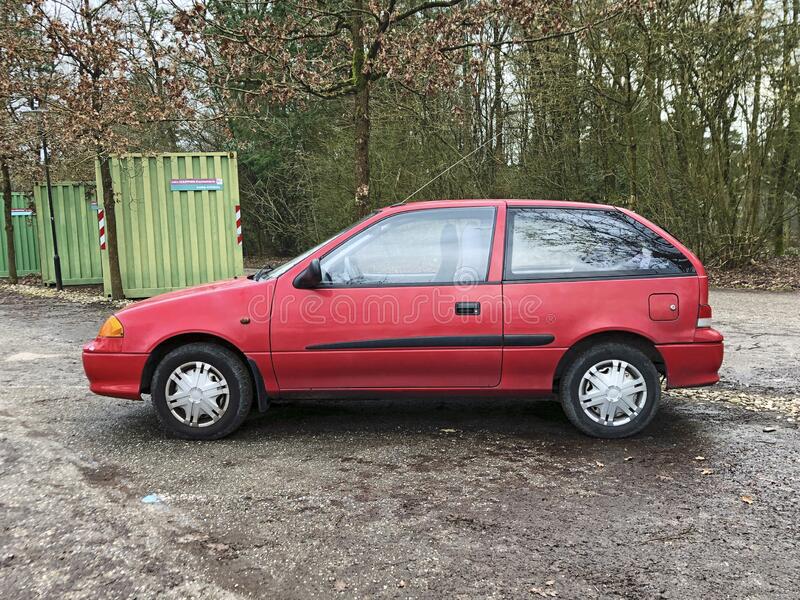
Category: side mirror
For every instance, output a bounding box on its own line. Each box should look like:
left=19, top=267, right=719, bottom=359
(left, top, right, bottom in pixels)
left=293, top=258, right=323, bottom=289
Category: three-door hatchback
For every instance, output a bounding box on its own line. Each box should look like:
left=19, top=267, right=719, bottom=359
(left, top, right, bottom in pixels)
left=83, top=200, right=724, bottom=439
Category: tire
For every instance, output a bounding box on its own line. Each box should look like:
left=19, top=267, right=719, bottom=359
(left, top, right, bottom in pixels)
left=559, top=342, right=660, bottom=439
left=151, top=342, right=253, bottom=440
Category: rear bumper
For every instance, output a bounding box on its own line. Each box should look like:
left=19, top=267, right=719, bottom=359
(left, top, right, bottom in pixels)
left=657, top=340, right=724, bottom=389
left=82, top=346, right=148, bottom=400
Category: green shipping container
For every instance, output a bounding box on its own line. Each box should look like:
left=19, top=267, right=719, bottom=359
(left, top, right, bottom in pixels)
left=96, top=153, right=244, bottom=298
left=0, top=192, right=40, bottom=277
left=34, top=182, right=103, bottom=285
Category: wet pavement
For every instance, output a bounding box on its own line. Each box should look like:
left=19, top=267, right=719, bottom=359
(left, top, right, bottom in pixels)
left=0, top=286, right=798, bottom=599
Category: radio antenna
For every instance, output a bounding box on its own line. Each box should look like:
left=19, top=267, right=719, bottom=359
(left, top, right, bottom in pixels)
left=392, top=132, right=501, bottom=206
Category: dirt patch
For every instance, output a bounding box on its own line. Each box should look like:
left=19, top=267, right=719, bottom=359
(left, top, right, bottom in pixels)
left=676, top=387, right=800, bottom=420
left=709, top=289, right=800, bottom=393
left=709, top=254, right=800, bottom=291
left=0, top=279, right=130, bottom=308
left=79, top=463, right=131, bottom=490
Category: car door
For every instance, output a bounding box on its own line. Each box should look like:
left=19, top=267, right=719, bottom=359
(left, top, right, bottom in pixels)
left=269, top=203, right=505, bottom=390
left=500, top=204, right=700, bottom=393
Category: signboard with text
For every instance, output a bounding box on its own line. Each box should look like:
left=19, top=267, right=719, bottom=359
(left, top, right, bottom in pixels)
left=170, top=178, right=224, bottom=191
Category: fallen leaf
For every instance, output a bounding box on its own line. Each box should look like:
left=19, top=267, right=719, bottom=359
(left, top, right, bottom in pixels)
left=741, top=495, right=753, bottom=505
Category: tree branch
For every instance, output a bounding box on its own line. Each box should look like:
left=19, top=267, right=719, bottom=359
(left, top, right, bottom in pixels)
left=393, top=0, right=466, bottom=24
left=440, top=10, right=624, bottom=52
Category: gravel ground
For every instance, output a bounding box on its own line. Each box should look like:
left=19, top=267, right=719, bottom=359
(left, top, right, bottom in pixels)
left=0, top=286, right=798, bottom=599
left=711, top=288, right=800, bottom=393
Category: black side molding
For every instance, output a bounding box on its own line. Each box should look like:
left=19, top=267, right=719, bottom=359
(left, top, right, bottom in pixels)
left=306, top=334, right=554, bottom=350
left=307, top=335, right=502, bottom=350
left=503, top=334, right=556, bottom=346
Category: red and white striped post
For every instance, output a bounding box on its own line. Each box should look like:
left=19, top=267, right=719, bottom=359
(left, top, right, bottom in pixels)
left=97, top=208, right=107, bottom=250
left=235, top=205, right=242, bottom=246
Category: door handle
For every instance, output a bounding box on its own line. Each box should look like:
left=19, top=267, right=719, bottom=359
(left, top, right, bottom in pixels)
left=455, top=301, right=481, bottom=316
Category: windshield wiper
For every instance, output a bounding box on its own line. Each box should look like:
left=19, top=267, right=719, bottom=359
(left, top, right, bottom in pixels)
left=250, top=264, right=274, bottom=281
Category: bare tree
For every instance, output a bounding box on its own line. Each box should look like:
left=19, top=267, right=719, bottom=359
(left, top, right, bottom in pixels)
left=176, top=0, right=563, bottom=215
left=34, top=0, right=193, bottom=298
left=1, top=1, right=47, bottom=283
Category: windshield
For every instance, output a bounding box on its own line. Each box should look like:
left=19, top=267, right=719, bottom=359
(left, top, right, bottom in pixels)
left=255, top=212, right=379, bottom=281
left=256, top=240, right=329, bottom=281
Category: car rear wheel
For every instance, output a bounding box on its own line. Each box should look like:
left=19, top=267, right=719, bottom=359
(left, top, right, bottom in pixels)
left=559, top=342, right=660, bottom=438
left=151, top=343, right=252, bottom=440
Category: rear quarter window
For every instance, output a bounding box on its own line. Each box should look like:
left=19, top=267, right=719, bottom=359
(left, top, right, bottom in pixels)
left=505, top=208, right=694, bottom=280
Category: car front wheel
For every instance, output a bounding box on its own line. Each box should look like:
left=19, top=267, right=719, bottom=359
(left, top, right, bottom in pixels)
left=559, top=342, right=660, bottom=438
left=151, top=342, right=253, bottom=440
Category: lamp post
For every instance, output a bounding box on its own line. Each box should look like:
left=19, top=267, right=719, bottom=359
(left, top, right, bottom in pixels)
left=26, top=107, right=62, bottom=290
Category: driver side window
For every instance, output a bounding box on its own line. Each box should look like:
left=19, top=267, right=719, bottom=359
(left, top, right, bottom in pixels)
left=320, top=207, right=495, bottom=286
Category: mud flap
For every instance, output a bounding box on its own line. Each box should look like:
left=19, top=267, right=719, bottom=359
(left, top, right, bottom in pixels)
left=246, top=358, right=270, bottom=412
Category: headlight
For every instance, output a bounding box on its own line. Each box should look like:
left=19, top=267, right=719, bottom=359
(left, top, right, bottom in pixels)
left=98, top=315, right=124, bottom=338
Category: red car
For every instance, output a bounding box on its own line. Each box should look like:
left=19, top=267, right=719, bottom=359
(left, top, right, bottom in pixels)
left=83, top=200, right=723, bottom=440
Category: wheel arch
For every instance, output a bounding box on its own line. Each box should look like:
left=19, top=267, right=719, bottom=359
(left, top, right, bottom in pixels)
left=552, top=331, right=666, bottom=392
left=140, top=333, right=251, bottom=395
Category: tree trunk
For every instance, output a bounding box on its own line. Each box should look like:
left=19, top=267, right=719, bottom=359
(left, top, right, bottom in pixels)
left=568, top=34, right=582, bottom=190
left=352, top=0, right=370, bottom=217
left=1, top=158, right=17, bottom=284
left=626, top=113, right=638, bottom=209
left=624, top=59, right=638, bottom=210
left=99, top=155, right=124, bottom=299
left=773, top=141, right=789, bottom=255
left=83, top=1, right=122, bottom=297
left=491, top=25, right=505, bottom=196
left=354, top=83, right=371, bottom=216
left=772, top=0, right=795, bottom=255
left=745, top=0, right=764, bottom=234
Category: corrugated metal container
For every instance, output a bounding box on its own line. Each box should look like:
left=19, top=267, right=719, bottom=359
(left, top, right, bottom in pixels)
left=96, top=153, right=244, bottom=298
left=1, top=192, right=40, bottom=277
left=34, top=182, right=103, bottom=285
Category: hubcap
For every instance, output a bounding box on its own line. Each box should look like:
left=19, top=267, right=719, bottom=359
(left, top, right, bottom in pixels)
left=578, top=359, right=647, bottom=427
left=165, top=361, right=230, bottom=428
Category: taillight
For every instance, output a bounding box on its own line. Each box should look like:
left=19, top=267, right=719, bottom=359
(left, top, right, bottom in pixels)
left=697, top=304, right=712, bottom=328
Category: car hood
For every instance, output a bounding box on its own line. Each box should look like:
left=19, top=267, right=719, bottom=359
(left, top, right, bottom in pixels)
left=121, top=278, right=253, bottom=311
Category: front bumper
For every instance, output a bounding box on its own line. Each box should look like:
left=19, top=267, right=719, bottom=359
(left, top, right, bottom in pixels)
left=83, top=342, right=148, bottom=400
left=657, top=338, right=724, bottom=389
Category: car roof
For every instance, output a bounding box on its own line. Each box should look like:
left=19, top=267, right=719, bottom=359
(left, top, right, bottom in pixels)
left=381, top=198, right=618, bottom=213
